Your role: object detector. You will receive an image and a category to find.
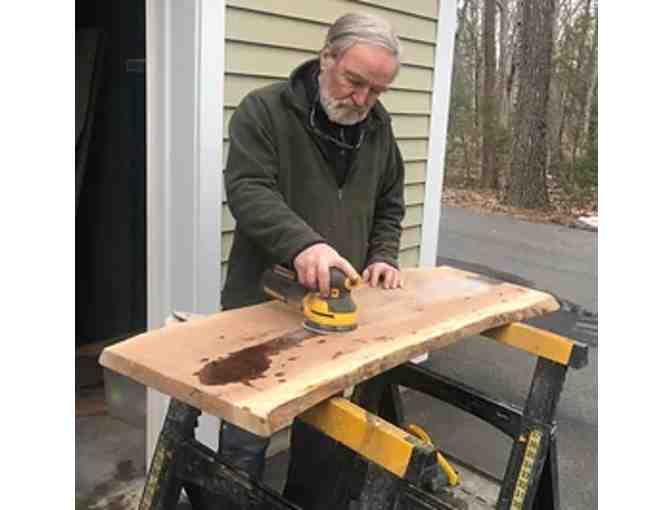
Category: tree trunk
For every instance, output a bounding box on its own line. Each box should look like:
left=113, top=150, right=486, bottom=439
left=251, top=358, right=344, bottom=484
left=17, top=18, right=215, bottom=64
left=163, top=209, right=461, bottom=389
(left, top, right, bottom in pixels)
left=581, top=0, right=597, bottom=149
left=470, top=0, right=481, bottom=129
left=587, top=75, right=597, bottom=146
left=507, top=0, right=555, bottom=208
left=480, top=0, right=497, bottom=188
left=496, top=0, right=510, bottom=129
left=459, top=131, right=473, bottom=183
left=503, top=1, right=522, bottom=131
left=546, top=81, right=564, bottom=177
left=546, top=2, right=568, bottom=177
left=447, top=0, right=470, bottom=141
left=569, top=0, right=593, bottom=165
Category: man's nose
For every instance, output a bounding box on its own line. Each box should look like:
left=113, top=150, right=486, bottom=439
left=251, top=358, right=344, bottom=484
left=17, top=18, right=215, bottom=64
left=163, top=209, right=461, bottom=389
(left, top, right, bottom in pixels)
left=351, top=87, right=370, bottom=107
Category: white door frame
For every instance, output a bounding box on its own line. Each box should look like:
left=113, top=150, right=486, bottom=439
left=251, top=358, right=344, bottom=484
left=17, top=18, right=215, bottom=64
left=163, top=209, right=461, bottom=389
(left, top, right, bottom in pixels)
left=145, top=0, right=225, bottom=466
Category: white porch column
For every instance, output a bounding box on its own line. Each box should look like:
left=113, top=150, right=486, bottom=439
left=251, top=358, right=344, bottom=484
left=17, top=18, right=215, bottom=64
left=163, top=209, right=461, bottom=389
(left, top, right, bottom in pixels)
left=420, top=0, right=457, bottom=267
left=145, top=0, right=225, bottom=466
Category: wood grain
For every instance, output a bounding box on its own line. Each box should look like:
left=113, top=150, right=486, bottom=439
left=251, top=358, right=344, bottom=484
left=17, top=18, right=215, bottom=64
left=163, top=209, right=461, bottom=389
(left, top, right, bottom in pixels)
left=100, top=266, right=558, bottom=436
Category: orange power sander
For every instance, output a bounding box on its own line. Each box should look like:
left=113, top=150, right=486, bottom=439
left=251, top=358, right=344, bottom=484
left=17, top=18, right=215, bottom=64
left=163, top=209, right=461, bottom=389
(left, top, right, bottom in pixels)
left=261, top=265, right=362, bottom=334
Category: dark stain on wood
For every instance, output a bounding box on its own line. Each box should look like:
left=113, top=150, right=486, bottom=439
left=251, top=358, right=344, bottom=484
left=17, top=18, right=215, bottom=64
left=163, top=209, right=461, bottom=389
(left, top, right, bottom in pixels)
left=195, top=328, right=313, bottom=386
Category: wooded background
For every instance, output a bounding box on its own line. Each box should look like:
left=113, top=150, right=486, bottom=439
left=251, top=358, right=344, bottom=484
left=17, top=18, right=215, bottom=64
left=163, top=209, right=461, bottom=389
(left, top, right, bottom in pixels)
left=445, top=0, right=598, bottom=210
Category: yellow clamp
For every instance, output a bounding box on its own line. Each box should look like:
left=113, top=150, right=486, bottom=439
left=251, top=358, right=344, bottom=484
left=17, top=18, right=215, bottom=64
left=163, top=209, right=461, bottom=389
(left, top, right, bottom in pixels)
left=406, top=424, right=460, bottom=487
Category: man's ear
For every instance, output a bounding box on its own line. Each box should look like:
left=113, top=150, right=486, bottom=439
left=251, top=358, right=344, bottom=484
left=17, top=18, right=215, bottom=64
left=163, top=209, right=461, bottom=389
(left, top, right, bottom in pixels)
left=319, top=47, right=334, bottom=70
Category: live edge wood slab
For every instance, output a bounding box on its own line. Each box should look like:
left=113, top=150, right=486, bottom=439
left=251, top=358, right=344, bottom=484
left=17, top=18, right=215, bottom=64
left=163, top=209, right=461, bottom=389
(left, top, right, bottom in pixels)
left=100, top=266, right=559, bottom=437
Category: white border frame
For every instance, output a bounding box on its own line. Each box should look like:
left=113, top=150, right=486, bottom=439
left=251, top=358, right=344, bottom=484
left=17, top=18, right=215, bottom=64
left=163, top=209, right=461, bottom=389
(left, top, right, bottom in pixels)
left=145, top=0, right=225, bottom=466
left=420, top=0, right=457, bottom=267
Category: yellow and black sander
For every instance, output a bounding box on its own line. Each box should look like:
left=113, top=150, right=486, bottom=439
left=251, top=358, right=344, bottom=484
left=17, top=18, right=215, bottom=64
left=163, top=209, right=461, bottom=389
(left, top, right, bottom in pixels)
left=261, top=265, right=361, bottom=334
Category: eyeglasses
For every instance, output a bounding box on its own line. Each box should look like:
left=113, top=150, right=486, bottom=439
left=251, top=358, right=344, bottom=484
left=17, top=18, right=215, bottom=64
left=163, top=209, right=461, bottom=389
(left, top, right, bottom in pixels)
left=309, top=100, right=366, bottom=151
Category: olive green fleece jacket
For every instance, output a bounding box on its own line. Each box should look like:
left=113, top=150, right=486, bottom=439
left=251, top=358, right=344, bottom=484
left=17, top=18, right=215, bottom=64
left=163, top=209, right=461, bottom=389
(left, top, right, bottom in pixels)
left=221, top=59, right=405, bottom=310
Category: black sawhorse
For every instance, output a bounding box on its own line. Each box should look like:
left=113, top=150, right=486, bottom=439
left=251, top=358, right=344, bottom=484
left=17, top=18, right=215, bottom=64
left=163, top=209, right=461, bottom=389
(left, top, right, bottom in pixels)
left=138, top=322, right=588, bottom=510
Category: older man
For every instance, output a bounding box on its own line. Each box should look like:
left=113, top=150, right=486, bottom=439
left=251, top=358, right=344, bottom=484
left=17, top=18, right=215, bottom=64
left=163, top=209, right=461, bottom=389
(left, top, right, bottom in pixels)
left=219, top=12, right=406, bottom=479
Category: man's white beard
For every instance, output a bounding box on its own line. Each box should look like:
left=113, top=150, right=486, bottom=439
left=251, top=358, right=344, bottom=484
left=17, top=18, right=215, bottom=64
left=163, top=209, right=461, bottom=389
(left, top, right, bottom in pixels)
left=319, top=88, right=369, bottom=126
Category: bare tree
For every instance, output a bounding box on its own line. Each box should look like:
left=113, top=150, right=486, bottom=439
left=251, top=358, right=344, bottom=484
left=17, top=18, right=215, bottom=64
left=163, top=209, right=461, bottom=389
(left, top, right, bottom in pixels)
left=547, top=1, right=571, bottom=177
left=447, top=0, right=471, bottom=143
left=445, top=0, right=477, bottom=184
left=469, top=0, right=481, bottom=129
left=568, top=0, right=594, bottom=167
left=547, top=78, right=566, bottom=176
left=445, top=0, right=596, bottom=200
left=495, top=0, right=511, bottom=129
left=507, top=0, right=555, bottom=208
left=480, top=0, right=497, bottom=188
left=581, top=0, right=597, bottom=151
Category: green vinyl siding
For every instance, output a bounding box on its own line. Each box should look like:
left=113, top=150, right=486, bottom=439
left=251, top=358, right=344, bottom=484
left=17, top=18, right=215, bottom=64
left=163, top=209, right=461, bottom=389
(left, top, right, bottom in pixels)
left=227, top=0, right=437, bottom=44
left=226, top=8, right=436, bottom=68
left=356, top=0, right=438, bottom=20
left=402, top=204, right=423, bottom=228
left=404, top=161, right=427, bottom=183
left=398, top=246, right=420, bottom=267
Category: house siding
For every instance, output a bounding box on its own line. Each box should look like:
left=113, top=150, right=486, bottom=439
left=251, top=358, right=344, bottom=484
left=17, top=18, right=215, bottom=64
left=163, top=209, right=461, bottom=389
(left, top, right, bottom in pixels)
left=222, top=0, right=439, bottom=287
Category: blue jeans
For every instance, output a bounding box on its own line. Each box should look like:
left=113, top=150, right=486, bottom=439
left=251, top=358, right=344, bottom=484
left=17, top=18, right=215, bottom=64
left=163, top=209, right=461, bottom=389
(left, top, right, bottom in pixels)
left=218, top=419, right=271, bottom=480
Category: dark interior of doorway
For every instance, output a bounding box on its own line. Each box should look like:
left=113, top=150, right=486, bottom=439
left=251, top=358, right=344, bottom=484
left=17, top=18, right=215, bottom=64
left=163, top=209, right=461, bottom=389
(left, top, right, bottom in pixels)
left=76, top=0, right=146, bottom=394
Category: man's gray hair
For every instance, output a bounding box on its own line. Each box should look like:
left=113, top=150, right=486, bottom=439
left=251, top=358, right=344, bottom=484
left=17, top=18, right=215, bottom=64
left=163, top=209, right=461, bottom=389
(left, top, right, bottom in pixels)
left=323, top=12, right=402, bottom=63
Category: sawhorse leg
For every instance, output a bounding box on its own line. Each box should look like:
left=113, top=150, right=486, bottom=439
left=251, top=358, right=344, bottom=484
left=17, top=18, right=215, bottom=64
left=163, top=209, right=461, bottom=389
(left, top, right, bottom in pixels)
left=384, top=323, right=588, bottom=510
left=139, top=398, right=199, bottom=509
left=139, top=398, right=301, bottom=510
left=496, top=358, right=566, bottom=510
left=283, top=373, right=452, bottom=510
left=386, top=360, right=565, bottom=510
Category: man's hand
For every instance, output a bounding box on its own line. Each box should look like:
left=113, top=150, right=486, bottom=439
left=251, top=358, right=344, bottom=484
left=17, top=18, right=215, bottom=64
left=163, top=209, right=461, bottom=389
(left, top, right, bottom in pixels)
left=293, top=243, right=359, bottom=297
left=363, top=262, right=403, bottom=290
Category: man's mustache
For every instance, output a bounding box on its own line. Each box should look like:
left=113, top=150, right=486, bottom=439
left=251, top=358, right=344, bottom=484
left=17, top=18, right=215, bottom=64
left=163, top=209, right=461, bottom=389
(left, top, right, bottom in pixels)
left=333, top=100, right=366, bottom=114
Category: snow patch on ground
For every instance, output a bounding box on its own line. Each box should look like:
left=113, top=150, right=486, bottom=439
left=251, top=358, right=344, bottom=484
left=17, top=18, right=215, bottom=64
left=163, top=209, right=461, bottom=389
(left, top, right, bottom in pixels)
left=575, top=215, right=598, bottom=231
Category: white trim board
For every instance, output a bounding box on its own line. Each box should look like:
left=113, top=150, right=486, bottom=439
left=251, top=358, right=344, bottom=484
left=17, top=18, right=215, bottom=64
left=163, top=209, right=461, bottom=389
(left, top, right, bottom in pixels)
left=145, top=0, right=225, bottom=467
left=420, top=0, right=457, bottom=267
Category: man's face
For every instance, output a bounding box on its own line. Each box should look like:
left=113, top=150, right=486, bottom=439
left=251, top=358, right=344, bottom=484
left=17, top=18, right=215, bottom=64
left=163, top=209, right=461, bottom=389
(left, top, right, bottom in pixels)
left=319, top=43, right=398, bottom=125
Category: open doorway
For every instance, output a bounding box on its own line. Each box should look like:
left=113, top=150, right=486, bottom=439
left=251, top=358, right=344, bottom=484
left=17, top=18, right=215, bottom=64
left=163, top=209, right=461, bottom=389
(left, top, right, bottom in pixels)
left=75, top=0, right=146, bottom=412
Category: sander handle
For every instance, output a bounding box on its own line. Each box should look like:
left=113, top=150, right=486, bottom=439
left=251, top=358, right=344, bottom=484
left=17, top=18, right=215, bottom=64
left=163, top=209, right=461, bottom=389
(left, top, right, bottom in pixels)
left=261, top=265, right=309, bottom=307
left=327, top=267, right=362, bottom=292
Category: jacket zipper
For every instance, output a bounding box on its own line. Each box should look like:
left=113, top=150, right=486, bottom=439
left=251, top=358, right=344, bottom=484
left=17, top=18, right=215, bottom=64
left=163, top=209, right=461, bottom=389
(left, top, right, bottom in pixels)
left=337, top=141, right=362, bottom=201
left=338, top=128, right=351, bottom=199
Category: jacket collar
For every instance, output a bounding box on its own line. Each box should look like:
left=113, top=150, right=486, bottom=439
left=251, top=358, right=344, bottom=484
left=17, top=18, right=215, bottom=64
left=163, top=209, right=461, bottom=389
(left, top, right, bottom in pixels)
left=282, top=58, right=390, bottom=132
